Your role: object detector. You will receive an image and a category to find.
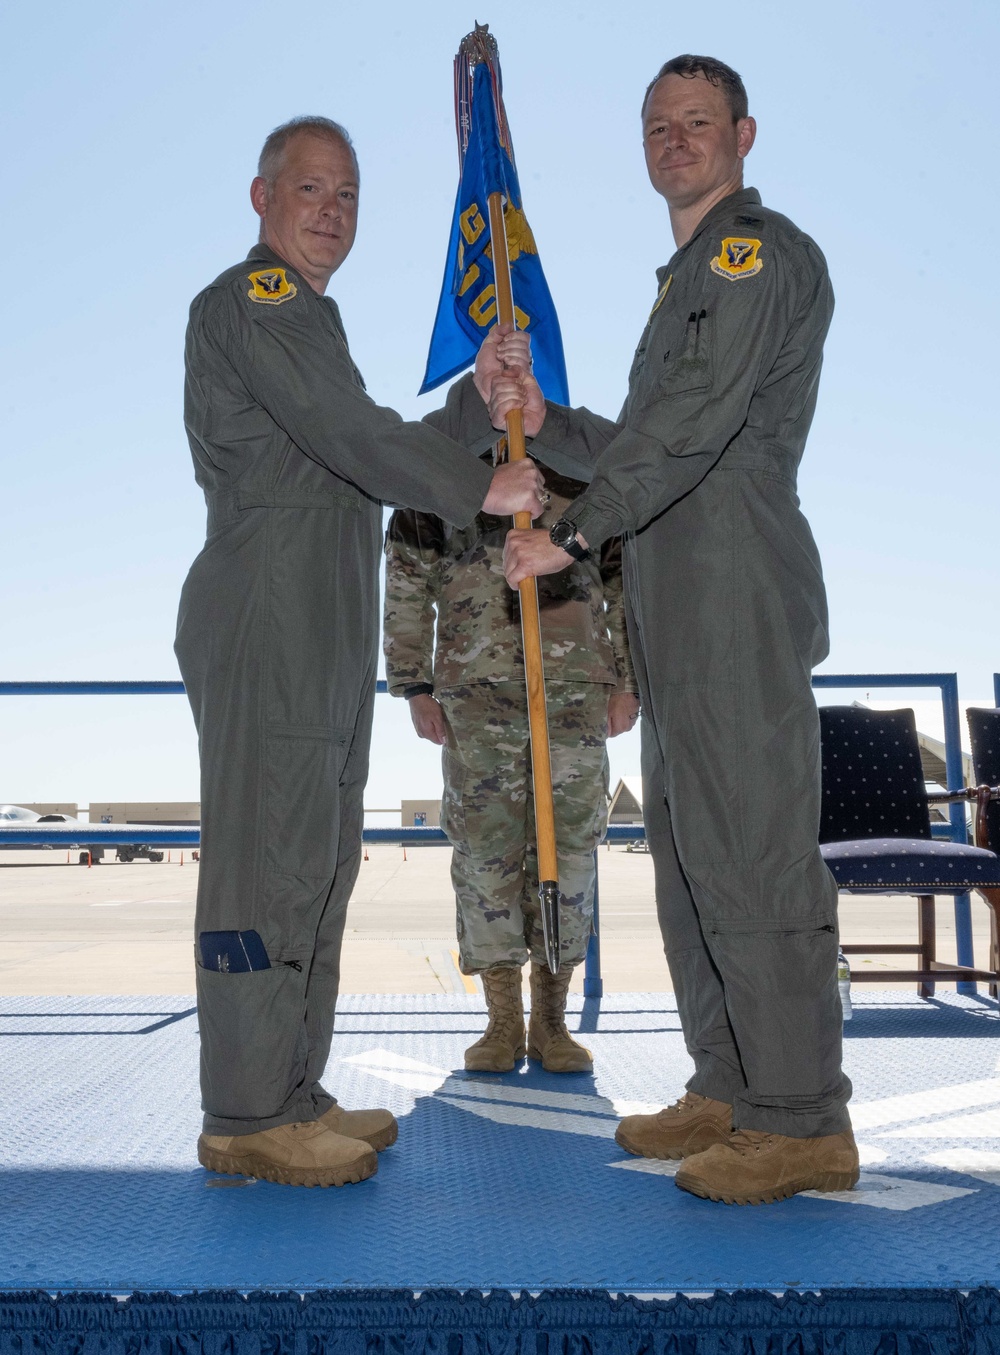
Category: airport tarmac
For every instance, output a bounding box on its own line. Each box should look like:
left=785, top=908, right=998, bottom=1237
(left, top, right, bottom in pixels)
left=0, top=843, right=994, bottom=998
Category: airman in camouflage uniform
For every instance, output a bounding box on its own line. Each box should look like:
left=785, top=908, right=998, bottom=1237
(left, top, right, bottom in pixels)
left=384, top=455, right=639, bottom=1072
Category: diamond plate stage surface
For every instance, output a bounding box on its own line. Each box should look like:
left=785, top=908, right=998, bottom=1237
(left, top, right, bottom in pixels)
left=2, top=992, right=1000, bottom=1294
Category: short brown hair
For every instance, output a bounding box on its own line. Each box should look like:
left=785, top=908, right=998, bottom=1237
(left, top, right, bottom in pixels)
left=257, top=116, right=359, bottom=186
left=641, top=55, right=748, bottom=122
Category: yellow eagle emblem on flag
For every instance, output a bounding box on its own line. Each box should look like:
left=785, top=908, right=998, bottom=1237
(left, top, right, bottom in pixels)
left=503, top=203, right=538, bottom=264
left=481, top=203, right=538, bottom=270
left=247, top=268, right=298, bottom=305
left=710, top=237, right=763, bottom=281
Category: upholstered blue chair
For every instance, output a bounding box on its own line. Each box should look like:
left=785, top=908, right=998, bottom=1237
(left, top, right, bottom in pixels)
left=819, top=706, right=1000, bottom=998
left=966, top=707, right=1000, bottom=995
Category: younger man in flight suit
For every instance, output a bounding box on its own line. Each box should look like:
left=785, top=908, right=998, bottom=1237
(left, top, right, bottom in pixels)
left=492, top=56, right=857, bottom=1205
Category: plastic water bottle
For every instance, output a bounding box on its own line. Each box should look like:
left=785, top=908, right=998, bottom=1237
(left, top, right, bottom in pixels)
left=837, top=948, right=853, bottom=1021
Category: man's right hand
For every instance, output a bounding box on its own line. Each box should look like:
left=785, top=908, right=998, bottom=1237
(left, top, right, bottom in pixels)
left=483, top=459, right=545, bottom=519
left=408, top=693, right=447, bottom=745
left=474, top=324, right=546, bottom=437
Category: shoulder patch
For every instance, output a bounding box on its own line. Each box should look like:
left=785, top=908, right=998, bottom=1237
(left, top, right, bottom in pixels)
left=710, top=238, right=763, bottom=282
left=247, top=268, right=298, bottom=305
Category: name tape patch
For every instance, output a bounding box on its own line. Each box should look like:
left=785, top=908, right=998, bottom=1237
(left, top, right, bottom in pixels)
left=710, top=238, right=763, bottom=282
left=648, top=273, right=673, bottom=321
left=247, top=268, right=297, bottom=305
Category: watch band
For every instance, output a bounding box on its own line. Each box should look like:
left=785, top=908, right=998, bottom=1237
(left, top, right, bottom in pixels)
left=561, top=535, right=590, bottom=562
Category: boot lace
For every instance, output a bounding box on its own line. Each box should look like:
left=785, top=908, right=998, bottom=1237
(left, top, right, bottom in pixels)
left=659, top=1092, right=704, bottom=1119
left=729, top=1129, right=774, bottom=1155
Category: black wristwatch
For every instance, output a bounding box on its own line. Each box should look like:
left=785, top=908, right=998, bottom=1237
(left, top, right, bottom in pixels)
left=549, top=517, right=590, bottom=561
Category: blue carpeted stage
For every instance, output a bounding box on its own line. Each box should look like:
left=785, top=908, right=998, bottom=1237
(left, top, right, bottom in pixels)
left=3, top=991, right=1000, bottom=1351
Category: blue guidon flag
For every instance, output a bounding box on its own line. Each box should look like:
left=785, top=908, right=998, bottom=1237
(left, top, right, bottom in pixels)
left=420, top=28, right=569, bottom=405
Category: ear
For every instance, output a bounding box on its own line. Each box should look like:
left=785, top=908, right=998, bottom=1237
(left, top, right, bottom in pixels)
left=250, top=176, right=268, bottom=220
left=736, top=116, right=757, bottom=160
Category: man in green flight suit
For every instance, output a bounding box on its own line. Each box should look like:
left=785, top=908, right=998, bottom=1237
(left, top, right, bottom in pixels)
left=491, top=55, right=858, bottom=1205
left=176, top=116, right=544, bottom=1187
left=383, top=457, right=639, bottom=1074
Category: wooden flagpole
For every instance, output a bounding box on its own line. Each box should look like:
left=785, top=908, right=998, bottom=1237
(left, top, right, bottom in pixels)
left=485, top=192, right=561, bottom=974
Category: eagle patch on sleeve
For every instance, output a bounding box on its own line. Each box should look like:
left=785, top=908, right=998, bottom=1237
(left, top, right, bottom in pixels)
left=247, top=268, right=298, bottom=305
left=710, top=238, right=763, bottom=281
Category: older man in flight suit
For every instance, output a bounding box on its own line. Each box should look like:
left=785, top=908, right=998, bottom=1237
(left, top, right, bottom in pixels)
left=493, top=55, right=857, bottom=1205
left=176, top=116, right=543, bottom=1187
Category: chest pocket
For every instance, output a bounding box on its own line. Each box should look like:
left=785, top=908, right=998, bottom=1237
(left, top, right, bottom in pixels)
left=627, top=324, right=651, bottom=390
left=658, top=308, right=712, bottom=396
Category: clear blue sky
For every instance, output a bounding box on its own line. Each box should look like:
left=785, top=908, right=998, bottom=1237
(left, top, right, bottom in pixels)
left=3, top=0, right=998, bottom=808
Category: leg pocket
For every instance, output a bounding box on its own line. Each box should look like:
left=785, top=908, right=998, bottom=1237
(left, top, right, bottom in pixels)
left=197, top=962, right=308, bottom=1124
left=265, top=726, right=353, bottom=876
left=441, top=747, right=468, bottom=846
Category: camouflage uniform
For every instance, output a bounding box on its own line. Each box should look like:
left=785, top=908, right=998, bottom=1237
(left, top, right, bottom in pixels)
left=384, top=460, right=637, bottom=972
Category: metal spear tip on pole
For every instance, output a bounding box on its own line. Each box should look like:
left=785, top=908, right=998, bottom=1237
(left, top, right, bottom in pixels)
left=539, top=880, right=561, bottom=974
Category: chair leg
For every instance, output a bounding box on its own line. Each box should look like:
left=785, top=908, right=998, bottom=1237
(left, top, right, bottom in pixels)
left=980, top=888, right=1000, bottom=1001
left=918, top=894, right=936, bottom=999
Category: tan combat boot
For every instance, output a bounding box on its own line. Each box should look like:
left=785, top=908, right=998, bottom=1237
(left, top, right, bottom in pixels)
left=526, top=962, right=593, bottom=1073
left=198, top=1120, right=378, bottom=1187
left=464, top=966, right=526, bottom=1072
left=675, top=1128, right=860, bottom=1205
left=318, top=1104, right=398, bottom=1152
left=616, top=1091, right=733, bottom=1159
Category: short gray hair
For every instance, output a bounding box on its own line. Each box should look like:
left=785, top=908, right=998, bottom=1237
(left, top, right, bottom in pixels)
left=257, top=116, right=360, bottom=186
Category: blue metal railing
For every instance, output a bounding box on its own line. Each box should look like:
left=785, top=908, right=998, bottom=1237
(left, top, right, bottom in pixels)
left=2, top=673, right=991, bottom=995
left=0, top=681, right=390, bottom=696
left=0, top=680, right=648, bottom=997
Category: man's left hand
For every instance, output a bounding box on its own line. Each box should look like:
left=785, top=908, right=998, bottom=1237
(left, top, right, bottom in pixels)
left=504, top=528, right=577, bottom=586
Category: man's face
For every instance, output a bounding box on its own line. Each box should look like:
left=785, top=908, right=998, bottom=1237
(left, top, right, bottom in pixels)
left=642, top=73, right=755, bottom=212
left=250, top=132, right=359, bottom=292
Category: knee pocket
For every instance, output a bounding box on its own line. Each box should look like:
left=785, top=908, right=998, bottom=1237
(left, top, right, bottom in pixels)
left=442, top=750, right=526, bottom=856
left=703, top=922, right=838, bottom=999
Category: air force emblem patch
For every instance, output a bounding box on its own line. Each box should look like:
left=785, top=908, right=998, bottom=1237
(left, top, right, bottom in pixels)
left=710, top=238, right=763, bottom=281
left=247, top=268, right=297, bottom=305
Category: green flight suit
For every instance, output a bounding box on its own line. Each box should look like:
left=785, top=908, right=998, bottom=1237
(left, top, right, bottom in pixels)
left=176, top=243, right=496, bottom=1136
left=530, top=188, right=851, bottom=1138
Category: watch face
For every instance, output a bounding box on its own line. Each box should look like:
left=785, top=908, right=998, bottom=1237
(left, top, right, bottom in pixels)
left=551, top=519, right=574, bottom=549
